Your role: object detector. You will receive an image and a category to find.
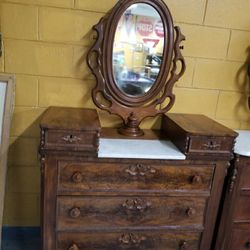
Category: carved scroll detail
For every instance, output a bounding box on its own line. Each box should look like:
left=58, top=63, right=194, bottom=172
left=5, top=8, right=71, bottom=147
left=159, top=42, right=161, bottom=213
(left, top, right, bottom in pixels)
left=229, top=157, right=239, bottom=192
left=62, top=135, right=81, bottom=143
left=125, top=164, right=156, bottom=177
left=119, top=233, right=146, bottom=247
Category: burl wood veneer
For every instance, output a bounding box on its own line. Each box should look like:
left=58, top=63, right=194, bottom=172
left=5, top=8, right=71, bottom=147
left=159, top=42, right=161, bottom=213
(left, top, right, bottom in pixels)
left=39, top=107, right=237, bottom=250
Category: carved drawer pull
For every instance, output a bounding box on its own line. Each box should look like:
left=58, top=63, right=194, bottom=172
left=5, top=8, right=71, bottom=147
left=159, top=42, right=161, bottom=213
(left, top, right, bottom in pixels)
left=69, top=207, right=81, bottom=218
left=245, top=241, right=250, bottom=248
left=119, top=233, right=146, bottom=246
left=191, top=175, right=202, bottom=184
left=62, top=134, right=81, bottom=143
left=125, top=164, right=156, bottom=177
left=203, top=140, right=221, bottom=150
left=71, top=172, right=83, bottom=183
left=68, top=243, right=79, bottom=250
left=179, top=240, right=188, bottom=250
left=122, top=198, right=152, bottom=213
left=186, top=207, right=196, bottom=217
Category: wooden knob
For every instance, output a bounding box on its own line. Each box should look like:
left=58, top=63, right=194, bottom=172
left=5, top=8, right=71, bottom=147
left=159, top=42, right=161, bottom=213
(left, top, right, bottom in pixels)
left=186, top=207, right=196, bottom=217
left=69, top=207, right=81, bottom=218
left=71, top=172, right=83, bottom=183
left=245, top=241, right=250, bottom=248
left=68, top=243, right=79, bottom=250
left=191, top=175, right=202, bottom=184
left=179, top=240, right=188, bottom=250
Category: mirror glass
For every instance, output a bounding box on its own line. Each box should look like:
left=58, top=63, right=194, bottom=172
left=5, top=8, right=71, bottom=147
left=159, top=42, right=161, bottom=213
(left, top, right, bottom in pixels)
left=113, top=3, right=165, bottom=97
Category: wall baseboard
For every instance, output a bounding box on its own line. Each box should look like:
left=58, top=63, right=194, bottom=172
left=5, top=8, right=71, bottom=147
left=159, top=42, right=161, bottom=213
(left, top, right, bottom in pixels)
left=1, top=227, right=41, bottom=250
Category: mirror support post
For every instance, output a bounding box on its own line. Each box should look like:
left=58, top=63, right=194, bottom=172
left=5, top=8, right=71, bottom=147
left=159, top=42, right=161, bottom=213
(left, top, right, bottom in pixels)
left=118, top=112, right=144, bottom=137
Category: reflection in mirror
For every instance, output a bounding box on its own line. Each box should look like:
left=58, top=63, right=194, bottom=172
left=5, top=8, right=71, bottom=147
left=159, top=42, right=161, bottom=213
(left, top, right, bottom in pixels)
left=113, top=3, right=164, bottom=97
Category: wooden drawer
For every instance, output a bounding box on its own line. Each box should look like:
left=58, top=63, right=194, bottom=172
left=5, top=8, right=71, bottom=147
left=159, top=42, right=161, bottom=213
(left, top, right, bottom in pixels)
left=58, top=162, right=214, bottom=194
left=57, top=231, right=201, bottom=250
left=240, top=162, right=250, bottom=190
left=57, top=196, right=206, bottom=231
left=40, top=107, right=100, bottom=154
left=229, top=228, right=250, bottom=250
left=44, top=130, right=99, bottom=152
left=233, top=196, right=250, bottom=221
left=162, top=113, right=237, bottom=159
left=188, top=136, right=234, bottom=154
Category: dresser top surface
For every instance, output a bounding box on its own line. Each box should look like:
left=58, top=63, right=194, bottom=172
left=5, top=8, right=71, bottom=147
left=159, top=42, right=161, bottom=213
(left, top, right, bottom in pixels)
left=40, top=107, right=101, bottom=131
left=165, top=113, right=238, bottom=137
left=234, top=130, right=250, bottom=157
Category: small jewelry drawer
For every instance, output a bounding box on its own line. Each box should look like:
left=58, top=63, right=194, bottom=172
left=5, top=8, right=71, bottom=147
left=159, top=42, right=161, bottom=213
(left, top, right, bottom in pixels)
left=56, top=196, right=206, bottom=231
left=43, top=129, right=99, bottom=153
left=58, top=161, right=214, bottom=194
left=57, top=231, right=201, bottom=250
left=188, top=136, right=234, bottom=155
left=162, top=113, right=237, bottom=159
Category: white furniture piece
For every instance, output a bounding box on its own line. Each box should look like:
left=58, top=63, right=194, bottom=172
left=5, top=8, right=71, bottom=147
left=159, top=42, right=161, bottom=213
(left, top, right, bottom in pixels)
left=0, top=74, right=15, bottom=248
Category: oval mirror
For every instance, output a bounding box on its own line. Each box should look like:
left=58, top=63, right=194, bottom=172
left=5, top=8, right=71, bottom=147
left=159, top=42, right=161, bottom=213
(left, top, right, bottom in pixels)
left=113, top=3, right=164, bottom=97
left=88, top=0, right=186, bottom=137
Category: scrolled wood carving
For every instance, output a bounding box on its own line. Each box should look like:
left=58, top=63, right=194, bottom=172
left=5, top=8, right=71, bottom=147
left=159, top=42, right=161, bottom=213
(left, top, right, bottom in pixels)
left=119, top=233, right=146, bottom=246
left=87, top=0, right=185, bottom=137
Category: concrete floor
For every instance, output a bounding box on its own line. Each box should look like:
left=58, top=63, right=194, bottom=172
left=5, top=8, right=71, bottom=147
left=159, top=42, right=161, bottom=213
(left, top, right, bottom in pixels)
left=1, top=227, right=40, bottom=250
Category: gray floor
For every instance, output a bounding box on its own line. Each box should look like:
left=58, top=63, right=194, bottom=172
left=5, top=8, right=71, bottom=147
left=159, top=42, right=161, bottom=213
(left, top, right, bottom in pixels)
left=1, top=227, right=41, bottom=250
left=2, top=240, right=40, bottom=250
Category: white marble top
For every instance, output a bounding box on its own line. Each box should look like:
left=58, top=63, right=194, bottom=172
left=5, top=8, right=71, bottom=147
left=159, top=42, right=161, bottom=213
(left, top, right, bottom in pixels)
left=234, top=130, right=250, bottom=157
left=98, top=138, right=186, bottom=160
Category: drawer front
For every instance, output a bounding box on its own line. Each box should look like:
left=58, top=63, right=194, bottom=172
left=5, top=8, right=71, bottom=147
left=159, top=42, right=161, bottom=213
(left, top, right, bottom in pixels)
left=189, top=136, right=233, bottom=154
left=58, top=162, right=214, bottom=193
left=229, top=228, right=250, bottom=250
left=233, top=196, right=250, bottom=221
left=57, top=231, right=201, bottom=250
left=240, top=162, right=250, bottom=190
left=45, top=130, right=98, bottom=151
left=57, top=196, right=206, bottom=231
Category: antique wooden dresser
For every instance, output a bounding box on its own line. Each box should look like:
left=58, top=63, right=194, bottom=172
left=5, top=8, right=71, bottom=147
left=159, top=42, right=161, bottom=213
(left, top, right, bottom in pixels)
left=215, top=130, right=250, bottom=250
left=39, top=107, right=237, bottom=250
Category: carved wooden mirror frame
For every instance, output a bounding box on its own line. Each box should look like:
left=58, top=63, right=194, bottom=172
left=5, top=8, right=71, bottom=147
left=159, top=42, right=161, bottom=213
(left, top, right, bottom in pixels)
left=87, top=0, right=186, bottom=136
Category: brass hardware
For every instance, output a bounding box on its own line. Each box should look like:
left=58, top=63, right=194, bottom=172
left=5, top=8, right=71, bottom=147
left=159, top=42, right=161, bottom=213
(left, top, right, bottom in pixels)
left=119, top=233, right=146, bottom=246
left=69, top=207, right=81, bottom=218
left=71, top=172, right=83, bottom=183
left=186, top=207, right=196, bottom=217
left=191, top=175, right=202, bottom=184
left=68, top=243, right=79, bottom=250
left=125, top=164, right=156, bottom=177
left=203, top=140, right=221, bottom=150
left=179, top=240, right=188, bottom=250
left=122, top=198, right=152, bottom=213
left=62, top=134, right=81, bottom=143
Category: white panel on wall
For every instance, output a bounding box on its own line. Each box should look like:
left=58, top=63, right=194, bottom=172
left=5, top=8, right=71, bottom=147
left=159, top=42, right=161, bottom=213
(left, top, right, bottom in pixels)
left=0, top=82, right=6, bottom=145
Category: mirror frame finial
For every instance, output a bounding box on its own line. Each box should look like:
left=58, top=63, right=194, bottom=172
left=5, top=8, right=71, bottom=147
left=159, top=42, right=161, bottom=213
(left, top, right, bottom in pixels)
left=87, top=0, right=186, bottom=137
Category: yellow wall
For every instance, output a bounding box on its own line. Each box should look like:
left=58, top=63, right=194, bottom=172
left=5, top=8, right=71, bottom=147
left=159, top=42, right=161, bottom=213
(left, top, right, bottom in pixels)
left=0, top=0, right=249, bottom=226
